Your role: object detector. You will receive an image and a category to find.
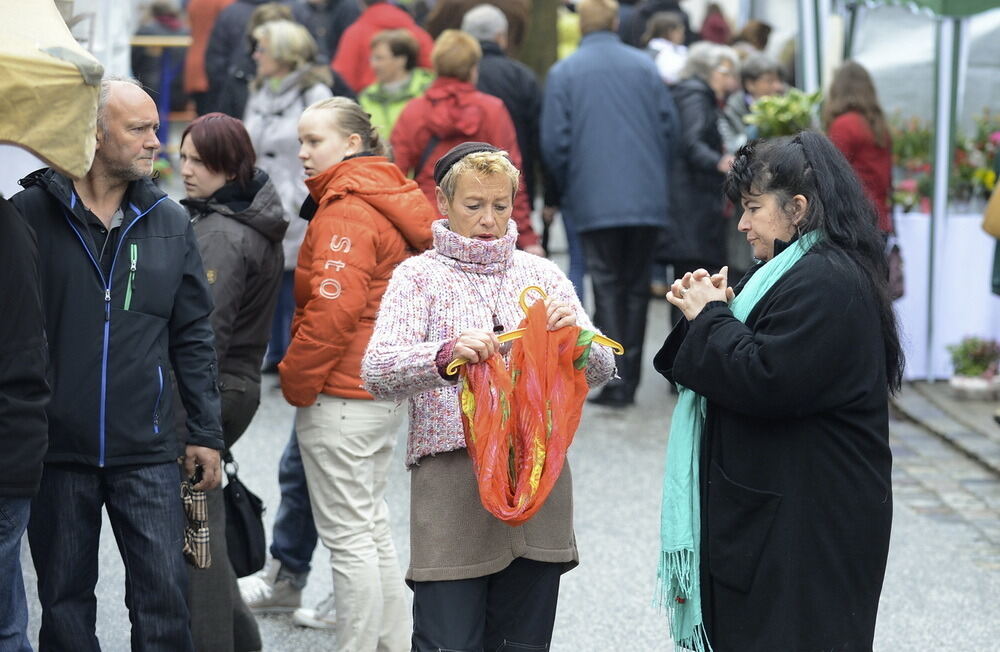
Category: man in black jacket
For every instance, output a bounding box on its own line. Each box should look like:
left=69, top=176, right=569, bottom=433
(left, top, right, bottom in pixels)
left=461, top=3, right=548, bottom=226
left=0, top=195, right=49, bottom=651
left=11, top=78, right=223, bottom=651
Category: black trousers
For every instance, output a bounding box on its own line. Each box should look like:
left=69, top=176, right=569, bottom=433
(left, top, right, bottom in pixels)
left=579, top=226, right=660, bottom=398
left=411, top=558, right=562, bottom=651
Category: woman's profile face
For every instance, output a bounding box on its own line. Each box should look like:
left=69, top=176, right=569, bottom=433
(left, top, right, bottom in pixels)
left=737, top=191, right=803, bottom=261
left=252, top=37, right=288, bottom=79
left=179, top=136, right=230, bottom=200
left=297, top=110, right=360, bottom=178
left=436, top=171, right=513, bottom=241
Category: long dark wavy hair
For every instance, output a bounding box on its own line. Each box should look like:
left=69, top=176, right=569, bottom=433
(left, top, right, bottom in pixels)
left=723, top=131, right=904, bottom=391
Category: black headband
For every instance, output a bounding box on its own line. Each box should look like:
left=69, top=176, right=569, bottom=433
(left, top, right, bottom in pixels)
left=433, top=142, right=503, bottom=185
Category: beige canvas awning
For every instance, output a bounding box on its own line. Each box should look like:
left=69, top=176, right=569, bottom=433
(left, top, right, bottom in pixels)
left=0, top=0, right=103, bottom=179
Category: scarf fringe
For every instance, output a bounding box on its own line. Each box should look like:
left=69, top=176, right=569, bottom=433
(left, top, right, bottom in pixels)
left=655, top=549, right=713, bottom=652
left=675, top=625, right=713, bottom=652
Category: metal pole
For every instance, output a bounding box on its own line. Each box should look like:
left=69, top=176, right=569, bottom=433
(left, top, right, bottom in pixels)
left=816, top=0, right=832, bottom=90
left=737, top=0, right=753, bottom=28
left=799, top=0, right=820, bottom=94
left=929, top=18, right=964, bottom=380
left=843, top=2, right=860, bottom=59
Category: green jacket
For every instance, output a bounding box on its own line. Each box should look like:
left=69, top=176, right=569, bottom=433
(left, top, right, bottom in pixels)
left=359, top=68, right=434, bottom=140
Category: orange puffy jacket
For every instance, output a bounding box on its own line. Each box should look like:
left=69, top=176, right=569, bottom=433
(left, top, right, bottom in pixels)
left=279, top=156, right=435, bottom=406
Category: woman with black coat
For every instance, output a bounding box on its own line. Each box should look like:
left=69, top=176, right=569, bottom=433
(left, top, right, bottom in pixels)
left=179, top=112, right=287, bottom=652
left=654, top=132, right=903, bottom=651
left=659, top=42, right=740, bottom=292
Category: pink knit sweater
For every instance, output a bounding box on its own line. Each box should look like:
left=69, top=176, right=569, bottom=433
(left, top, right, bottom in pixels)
left=362, top=219, right=616, bottom=467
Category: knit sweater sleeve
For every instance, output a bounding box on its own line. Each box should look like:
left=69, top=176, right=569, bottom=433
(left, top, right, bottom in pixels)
left=361, top=259, right=454, bottom=399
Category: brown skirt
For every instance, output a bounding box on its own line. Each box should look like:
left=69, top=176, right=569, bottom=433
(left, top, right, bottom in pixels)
left=407, top=449, right=579, bottom=583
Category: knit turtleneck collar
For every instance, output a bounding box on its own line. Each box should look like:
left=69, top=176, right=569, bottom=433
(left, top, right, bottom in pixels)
left=430, top=218, right=517, bottom=274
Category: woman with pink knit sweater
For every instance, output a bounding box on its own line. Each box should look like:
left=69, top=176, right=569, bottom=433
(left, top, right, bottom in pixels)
left=361, top=143, right=616, bottom=651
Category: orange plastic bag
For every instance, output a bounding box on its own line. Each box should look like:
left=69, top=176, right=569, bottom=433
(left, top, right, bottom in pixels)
left=458, top=296, right=599, bottom=526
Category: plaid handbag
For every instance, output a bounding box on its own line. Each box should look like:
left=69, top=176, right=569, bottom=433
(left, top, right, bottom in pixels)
left=181, top=478, right=211, bottom=569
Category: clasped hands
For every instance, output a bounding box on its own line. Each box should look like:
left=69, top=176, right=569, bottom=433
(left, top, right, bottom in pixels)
left=453, top=296, right=577, bottom=364
left=665, top=266, right=736, bottom=321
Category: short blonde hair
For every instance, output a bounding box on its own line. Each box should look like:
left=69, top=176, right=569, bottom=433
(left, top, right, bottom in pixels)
left=578, top=0, right=619, bottom=35
left=439, top=150, right=520, bottom=202
left=431, top=29, right=482, bottom=81
left=252, top=20, right=317, bottom=73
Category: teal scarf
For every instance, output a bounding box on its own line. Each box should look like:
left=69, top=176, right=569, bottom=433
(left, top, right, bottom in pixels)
left=656, top=231, right=821, bottom=651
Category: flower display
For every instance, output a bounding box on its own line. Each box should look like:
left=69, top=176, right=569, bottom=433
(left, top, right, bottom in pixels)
left=891, top=110, right=1000, bottom=212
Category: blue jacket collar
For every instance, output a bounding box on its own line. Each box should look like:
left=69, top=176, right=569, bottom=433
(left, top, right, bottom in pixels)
left=580, top=30, right=622, bottom=46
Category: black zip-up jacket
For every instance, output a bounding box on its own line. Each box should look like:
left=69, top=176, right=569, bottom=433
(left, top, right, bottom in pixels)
left=12, top=169, right=224, bottom=467
left=0, top=196, right=50, bottom=496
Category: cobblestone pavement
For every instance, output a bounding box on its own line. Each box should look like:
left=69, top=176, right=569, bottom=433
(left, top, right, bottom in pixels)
left=21, top=301, right=1000, bottom=650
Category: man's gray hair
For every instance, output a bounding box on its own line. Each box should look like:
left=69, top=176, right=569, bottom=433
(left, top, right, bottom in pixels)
left=96, top=76, right=144, bottom=136
left=461, top=4, right=508, bottom=43
left=680, top=42, right=740, bottom=83
left=740, top=52, right=783, bottom=86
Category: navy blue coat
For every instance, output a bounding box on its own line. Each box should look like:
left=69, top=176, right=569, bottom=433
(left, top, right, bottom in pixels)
left=12, top=170, right=223, bottom=468
left=540, top=31, right=678, bottom=235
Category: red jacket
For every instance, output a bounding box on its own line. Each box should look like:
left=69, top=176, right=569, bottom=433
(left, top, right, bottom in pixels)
left=331, top=2, right=434, bottom=93
left=183, top=0, right=235, bottom=94
left=828, top=111, right=893, bottom=233
left=279, top=156, right=435, bottom=405
left=389, top=77, right=539, bottom=248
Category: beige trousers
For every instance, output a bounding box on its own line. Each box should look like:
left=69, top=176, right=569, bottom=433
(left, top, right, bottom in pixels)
left=296, top=396, right=410, bottom=652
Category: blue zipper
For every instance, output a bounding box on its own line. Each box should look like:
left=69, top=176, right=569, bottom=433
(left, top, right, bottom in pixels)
left=153, top=365, right=163, bottom=434
left=61, top=194, right=169, bottom=466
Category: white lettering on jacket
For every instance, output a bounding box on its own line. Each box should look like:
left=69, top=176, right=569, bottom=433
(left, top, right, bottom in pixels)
left=330, top=235, right=351, bottom=253
left=320, top=235, right=351, bottom=299
left=320, top=278, right=342, bottom=299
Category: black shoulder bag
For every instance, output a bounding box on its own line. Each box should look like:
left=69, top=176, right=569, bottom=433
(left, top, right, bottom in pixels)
left=222, top=450, right=267, bottom=577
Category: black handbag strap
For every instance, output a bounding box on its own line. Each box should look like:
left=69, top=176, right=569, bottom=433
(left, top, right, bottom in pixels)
left=222, top=449, right=238, bottom=479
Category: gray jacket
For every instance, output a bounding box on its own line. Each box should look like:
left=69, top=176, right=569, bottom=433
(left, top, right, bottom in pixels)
left=183, top=170, right=287, bottom=382
left=243, top=68, right=331, bottom=269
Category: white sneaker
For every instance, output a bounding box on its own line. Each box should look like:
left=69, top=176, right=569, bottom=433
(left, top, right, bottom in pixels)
left=292, top=592, right=336, bottom=629
left=238, top=557, right=303, bottom=614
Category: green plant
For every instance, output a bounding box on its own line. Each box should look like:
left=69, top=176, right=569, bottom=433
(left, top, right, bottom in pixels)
left=743, top=89, right=822, bottom=138
left=947, top=336, right=1000, bottom=377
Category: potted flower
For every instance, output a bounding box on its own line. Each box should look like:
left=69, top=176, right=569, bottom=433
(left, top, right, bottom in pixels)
left=947, top=336, right=1000, bottom=399
left=743, top=88, right=822, bottom=138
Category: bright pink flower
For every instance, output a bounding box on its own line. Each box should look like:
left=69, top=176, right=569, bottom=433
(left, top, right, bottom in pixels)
left=990, top=131, right=1000, bottom=145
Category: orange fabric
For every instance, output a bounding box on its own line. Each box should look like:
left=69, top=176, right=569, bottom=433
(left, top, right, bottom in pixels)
left=331, top=3, right=434, bottom=93
left=278, top=156, right=435, bottom=406
left=183, top=0, right=235, bottom=94
left=390, top=77, right=539, bottom=248
left=459, top=299, right=593, bottom=525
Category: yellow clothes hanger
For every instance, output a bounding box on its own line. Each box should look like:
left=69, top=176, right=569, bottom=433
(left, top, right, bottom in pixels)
left=446, top=286, right=624, bottom=376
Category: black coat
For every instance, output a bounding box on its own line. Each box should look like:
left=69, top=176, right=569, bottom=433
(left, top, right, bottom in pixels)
left=292, top=0, right=361, bottom=63
left=661, top=77, right=727, bottom=267
left=654, top=245, right=892, bottom=652
left=620, top=0, right=694, bottom=48
left=476, top=40, right=546, bottom=205
left=0, top=197, right=49, bottom=496
left=12, top=170, right=223, bottom=467
left=182, top=170, right=286, bottom=382
left=205, top=0, right=284, bottom=117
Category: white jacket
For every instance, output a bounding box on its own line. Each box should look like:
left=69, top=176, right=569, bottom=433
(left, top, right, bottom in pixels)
left=244, top=68, right=332, bottom=270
